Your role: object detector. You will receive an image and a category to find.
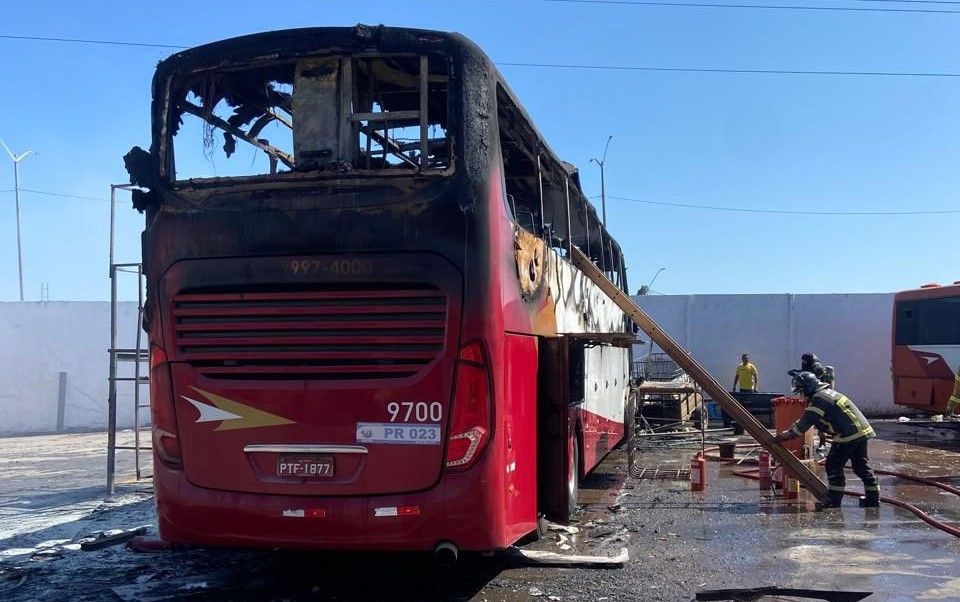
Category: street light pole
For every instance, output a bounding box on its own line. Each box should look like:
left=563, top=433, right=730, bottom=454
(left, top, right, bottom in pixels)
left=1, top=140, right=36, bottom=302
left=599, top=159, right=606, bottom=226
left=590, top=135, right=613, bottom=226
left=648, top=267, right=666, bottom=291
left=638, top=267, right=666, bottom=295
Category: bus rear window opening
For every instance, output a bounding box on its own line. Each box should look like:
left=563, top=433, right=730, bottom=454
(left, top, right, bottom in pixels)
left=171, top=54, right=452, bottom=180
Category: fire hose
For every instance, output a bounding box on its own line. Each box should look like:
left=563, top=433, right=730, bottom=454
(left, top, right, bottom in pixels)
left=703, top=452, right=960, bottom=540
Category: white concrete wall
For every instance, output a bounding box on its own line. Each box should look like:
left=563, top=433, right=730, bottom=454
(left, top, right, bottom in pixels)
left=632, top=293, right=895, bottom=415
left=0, top=293, right=897, bottom=435
left=0, top=302, right=144, bottom=435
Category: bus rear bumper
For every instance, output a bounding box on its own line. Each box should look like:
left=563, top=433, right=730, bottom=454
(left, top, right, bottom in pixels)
left=154, top=465, right=506, bottom=551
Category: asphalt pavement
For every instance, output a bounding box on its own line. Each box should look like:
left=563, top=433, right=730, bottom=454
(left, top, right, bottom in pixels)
left=1, top=424, right=959, bottom=601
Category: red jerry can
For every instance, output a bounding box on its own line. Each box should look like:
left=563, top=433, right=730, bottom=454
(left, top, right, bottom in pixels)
left=758, top=450, right=771, bottom=490
left=772, top=396, right=814, bottom=458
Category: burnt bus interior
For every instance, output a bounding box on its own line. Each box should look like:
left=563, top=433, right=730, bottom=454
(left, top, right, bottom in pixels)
left=157, top=40, right=625, bottom=294
left=160, top=40, right=622, bottom=286
left=495, top=85, right=627, bottom=291
left=169, top=53, right=452, bottom=180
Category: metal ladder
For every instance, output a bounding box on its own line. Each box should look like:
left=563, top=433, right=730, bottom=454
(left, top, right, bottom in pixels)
left=106, top=184, right=151, bottom=494
left=569, top=246, right=828, bottom=502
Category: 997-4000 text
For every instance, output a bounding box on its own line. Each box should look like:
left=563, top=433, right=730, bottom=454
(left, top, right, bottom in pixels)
left=288, top=258, right=374, bottom=276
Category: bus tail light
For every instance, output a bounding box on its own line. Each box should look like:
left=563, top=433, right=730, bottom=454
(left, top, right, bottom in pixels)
left=150, top=345, right=182, bottom=469
left=445, top=342, right=492, bottom=470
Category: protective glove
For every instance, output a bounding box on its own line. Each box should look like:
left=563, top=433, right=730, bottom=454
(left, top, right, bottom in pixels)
left=773, top=430, right=795, bottom=443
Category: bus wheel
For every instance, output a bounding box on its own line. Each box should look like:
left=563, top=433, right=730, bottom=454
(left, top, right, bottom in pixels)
left=568, top=437, right=580, bottom=516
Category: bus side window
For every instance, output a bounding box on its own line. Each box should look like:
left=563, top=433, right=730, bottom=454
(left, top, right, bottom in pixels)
left=894, top=300, right=919, bottom=345
left=497, top=86, right=543, bottom=237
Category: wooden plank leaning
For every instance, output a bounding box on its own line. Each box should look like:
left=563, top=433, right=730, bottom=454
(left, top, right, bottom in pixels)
left=569, top=247, right=828, bottom=502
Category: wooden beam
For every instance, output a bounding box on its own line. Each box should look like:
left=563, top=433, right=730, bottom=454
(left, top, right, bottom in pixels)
left=570, top=246, right=828, bottom=502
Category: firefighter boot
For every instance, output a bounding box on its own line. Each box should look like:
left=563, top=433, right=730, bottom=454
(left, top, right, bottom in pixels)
left=858, top=492, right=880, bottom=508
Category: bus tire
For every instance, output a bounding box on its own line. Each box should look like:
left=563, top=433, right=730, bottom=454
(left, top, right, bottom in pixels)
left=568, top=436, right=580, bottom=516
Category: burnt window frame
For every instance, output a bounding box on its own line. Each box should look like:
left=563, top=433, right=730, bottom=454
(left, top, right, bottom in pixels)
left=495, top=83, right=628, bottom=295
left=158, top=51, right=456, bottom=186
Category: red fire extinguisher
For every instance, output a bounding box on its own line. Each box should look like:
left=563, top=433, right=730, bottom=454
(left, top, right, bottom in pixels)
left=690, top=452, right=707, bottom=492
left=758, top=450, right=771, bottom=490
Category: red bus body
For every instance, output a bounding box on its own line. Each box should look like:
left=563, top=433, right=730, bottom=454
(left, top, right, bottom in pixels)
left=892, top=283, right=960, bottom=413
left=128, top=26, right=632, bottom=551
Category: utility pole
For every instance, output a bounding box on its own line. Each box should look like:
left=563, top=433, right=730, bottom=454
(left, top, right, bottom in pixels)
left=590, top=135, right=613, bottom=226
left=1, top=140, right=36, bottom=302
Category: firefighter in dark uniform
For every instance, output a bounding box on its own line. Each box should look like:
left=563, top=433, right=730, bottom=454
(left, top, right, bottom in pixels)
left=790, top=353, right=836, bottom=450
left=802, top=353, right=835, bottom=386
left=774, top=371, right=879, bottom=508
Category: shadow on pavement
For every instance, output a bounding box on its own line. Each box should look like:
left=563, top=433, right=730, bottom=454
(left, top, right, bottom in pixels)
left=3, top=510, right=506, bottom=602
left=31, top=547, right=508, bottom=602
left=0, top=486, right=106, bottom=510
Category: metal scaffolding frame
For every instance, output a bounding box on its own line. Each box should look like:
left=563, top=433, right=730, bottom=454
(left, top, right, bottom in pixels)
left=106, top=184, right=150, bottom=494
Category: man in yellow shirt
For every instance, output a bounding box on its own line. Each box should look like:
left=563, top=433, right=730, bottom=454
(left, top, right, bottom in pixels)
left=733, top=353, right=759, bottom=393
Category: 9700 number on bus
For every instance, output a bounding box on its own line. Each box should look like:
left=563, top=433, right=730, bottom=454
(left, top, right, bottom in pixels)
left=388, top=401, right=442, bottom=422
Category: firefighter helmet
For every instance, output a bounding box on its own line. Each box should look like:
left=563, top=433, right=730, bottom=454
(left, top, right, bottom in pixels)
left=791, top=371, right=824, bottom=397
left=801, top=353, right=819, bottom=371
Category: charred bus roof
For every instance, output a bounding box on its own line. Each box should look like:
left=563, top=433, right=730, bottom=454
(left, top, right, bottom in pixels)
left=154, top=25, right=472, bottom=83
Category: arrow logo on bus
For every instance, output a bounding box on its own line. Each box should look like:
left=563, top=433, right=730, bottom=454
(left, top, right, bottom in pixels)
left=181, top=387, right=295, bottom=431
left=183, top=396, right=243, bottom=423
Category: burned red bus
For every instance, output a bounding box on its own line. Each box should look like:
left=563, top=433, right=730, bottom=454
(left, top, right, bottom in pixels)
left=125, top=25, right=633, bottom=554
left=893, top=283, right=960, bottom=414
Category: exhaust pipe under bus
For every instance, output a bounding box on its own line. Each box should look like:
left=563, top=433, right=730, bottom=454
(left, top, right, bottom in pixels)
left=433, top=541, right=459, bottom=567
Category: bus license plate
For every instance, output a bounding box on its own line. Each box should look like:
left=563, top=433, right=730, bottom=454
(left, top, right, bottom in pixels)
left=277, top=455, right=335, bottom=478
left=356, top=422, right=441, bottom=445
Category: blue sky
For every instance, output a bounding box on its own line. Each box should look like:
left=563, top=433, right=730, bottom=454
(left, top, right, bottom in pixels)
left=0, top=0, right=957, bottom=301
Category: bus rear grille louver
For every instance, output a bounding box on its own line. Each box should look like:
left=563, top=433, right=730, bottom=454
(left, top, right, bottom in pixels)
left=172, top=288, right=447, bottom=380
